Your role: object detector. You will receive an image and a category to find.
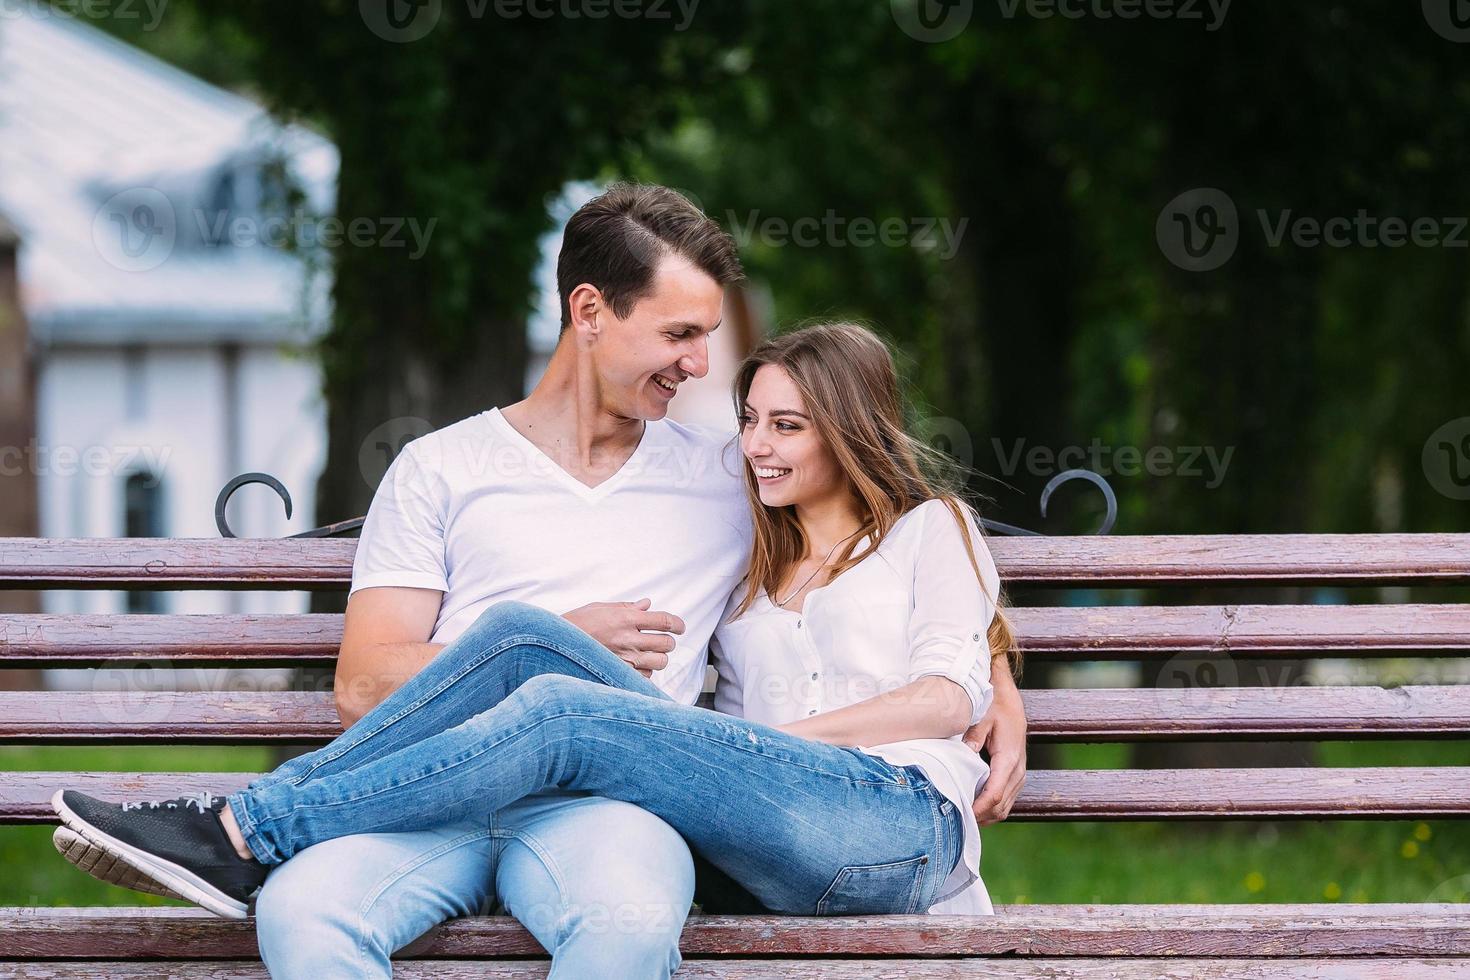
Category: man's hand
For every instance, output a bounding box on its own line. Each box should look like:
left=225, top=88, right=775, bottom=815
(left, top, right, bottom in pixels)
left=562, top=599, right=685, bottom=677
left=964, top=665, right=1028, bottom=826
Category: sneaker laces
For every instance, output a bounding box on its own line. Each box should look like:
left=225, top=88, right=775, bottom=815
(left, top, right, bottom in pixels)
left=121, top=791, right=221, bottom=814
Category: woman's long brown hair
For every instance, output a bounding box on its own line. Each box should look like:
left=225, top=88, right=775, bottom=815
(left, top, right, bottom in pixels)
left=730, top=322, right=1021, bottom=678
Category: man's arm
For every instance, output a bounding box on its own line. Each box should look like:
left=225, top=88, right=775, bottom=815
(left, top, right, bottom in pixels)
left=335, top=590, right=688, bottom=727
left=334, top=586, right=445, bottom=728
left=963, top=656, right=1028, bottom=826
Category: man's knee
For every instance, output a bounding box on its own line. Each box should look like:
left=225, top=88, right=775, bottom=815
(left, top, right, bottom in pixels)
left=560, top=803, right=694, bottom=940
left=256, top=857, right=387, bottom=974
left=500, top=798, right=693, bottom=974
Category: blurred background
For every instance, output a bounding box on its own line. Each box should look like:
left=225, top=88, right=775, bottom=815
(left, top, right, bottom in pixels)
left=0, top=0, right=1466, bottom=908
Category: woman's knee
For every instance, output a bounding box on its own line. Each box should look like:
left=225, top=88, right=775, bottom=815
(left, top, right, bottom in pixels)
left=469, top=600, right=562, bottom=638
left=513, top=672, right=605, bottom=714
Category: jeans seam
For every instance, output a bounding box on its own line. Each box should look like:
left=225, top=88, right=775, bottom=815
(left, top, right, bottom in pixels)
left=255, top=709, right=921, bottom=826
left=491, top=826, right=574, bottom=944
left=295, top=629, right=650, bottom=786
left=353, top=826, right=499, bottom=970
left=921, top=785, right=951, bottom=910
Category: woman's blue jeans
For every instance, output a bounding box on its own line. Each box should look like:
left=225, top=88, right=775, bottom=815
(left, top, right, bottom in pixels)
left=229, top=601, right=964, bottom=915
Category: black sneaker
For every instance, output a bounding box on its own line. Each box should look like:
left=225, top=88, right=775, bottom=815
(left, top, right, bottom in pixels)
left=51, top=789, right=267, bottom=919
left=52, top=826, right=184, bottom=901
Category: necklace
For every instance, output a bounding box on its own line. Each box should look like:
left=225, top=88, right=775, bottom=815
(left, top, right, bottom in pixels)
left=774, top=528, right=864, bottom=608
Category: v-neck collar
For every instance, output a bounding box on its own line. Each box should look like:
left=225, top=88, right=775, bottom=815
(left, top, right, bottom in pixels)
left=488, top=407, right=655, bottom=503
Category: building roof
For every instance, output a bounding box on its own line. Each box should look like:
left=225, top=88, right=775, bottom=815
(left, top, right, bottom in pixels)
left=0, top=3, right=338, bottom=346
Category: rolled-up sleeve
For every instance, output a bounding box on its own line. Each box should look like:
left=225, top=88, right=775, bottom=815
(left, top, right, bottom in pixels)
left=349, top=445, right=450, bottom=596
left=907, top=500, right=1002, bottom=727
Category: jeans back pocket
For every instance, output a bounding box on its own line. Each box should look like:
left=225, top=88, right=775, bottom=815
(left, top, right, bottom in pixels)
left=814, top=853, right=930, bottom=915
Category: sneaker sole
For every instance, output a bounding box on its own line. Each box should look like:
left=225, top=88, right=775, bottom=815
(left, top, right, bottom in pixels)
left=50, top=789, right=249, bottom=919
left=52, top=826, right=184, bottom=901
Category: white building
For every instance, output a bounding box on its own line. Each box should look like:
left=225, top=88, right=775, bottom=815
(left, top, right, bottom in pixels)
left=0, top=5, right=758, bottom=636
left=0, top=3, right=337, bottom=617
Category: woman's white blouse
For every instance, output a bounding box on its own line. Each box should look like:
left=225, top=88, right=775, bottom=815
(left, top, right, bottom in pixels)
left=711, top=498, right=1000, bottom=914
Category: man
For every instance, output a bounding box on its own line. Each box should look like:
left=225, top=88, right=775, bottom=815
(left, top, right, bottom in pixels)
left=53, top=183, right=1029, bottom=978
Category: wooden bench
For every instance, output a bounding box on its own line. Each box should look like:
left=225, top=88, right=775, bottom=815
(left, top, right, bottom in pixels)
left=2, top=533, right=1469, bottom=977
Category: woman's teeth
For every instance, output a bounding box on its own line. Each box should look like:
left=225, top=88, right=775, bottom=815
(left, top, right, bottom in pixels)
left=652, top=375, right=678, bottom=392
left=755, top=466, right=791, bottom=480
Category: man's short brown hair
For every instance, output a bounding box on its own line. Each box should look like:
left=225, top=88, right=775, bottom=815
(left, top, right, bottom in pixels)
left=557, top=183, right=743, bottom=330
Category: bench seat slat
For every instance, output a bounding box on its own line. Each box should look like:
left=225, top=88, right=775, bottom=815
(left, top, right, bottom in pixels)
left=4, top=958, right=1468, bottom=978
left=4, top=768, right=1467, bottom=824
left=4, top=605, right=1467, bottom=666
left=3, top=906, right=1469, bottom=958
left=4, top=533, right=1469, bottom=589
left=3, top=686, right=1468, bottom=742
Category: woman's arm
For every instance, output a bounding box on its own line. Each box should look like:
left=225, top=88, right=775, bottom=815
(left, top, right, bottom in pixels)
left=779, top=501, right=1002, bottom=749
left=775, top=675, right=975, bottom=746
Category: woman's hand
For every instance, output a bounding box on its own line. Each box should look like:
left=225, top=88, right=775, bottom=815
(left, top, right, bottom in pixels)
left=964, top=666, right=1027, bottom=825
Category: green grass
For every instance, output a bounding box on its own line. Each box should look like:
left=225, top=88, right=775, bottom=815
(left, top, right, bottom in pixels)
left=0, top=745, right=273, bottom=908
left=3, top=742, right=1467, bottom=908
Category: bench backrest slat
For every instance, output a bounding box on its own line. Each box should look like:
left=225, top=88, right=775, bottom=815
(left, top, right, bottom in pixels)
left=4, top=534, right=1470, bottom=589
left=3, top=605, right=1466, bottom=666
left=2, top=686, right=1466, bottom=742
left=4, top=767, right=1467, bottom=823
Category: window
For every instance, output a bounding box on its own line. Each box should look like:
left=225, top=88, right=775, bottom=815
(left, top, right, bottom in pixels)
left=123, top=471, right=166, bottom=614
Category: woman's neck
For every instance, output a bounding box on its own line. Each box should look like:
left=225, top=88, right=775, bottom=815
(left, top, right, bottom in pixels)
left=793, top=494, right=866, bottom=560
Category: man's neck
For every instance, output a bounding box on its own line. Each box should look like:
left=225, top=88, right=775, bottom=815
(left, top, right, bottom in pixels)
left=502, top=336, right=645, bottom=470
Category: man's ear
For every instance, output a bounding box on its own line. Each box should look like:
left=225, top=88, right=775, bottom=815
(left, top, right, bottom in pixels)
left=567, top=283, right=605, bottom=341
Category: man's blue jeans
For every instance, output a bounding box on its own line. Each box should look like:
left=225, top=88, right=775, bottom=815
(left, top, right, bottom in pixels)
left=233, top=600, right=962, bottom=931
left=252, top=794, right=692, bottom=978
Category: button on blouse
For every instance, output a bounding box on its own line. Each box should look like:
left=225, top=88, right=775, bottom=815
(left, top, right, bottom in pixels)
left=710, top=498, right=1003, bottom=914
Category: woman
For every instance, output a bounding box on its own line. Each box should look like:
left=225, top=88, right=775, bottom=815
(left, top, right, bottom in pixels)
left=52, top=321, right=1019, bottom=921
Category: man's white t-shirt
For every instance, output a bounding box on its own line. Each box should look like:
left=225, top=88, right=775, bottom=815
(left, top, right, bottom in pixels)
left=350, top=407, right=752, bottom=705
